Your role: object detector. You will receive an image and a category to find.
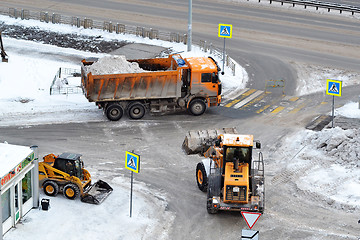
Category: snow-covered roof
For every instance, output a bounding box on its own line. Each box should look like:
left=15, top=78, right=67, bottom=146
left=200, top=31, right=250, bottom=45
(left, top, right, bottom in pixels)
left=0, top=143, right=33, bottom=178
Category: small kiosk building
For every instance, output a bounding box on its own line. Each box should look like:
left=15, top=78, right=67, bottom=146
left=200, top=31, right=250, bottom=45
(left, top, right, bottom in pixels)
left=0, top=143, right=39, bottom=238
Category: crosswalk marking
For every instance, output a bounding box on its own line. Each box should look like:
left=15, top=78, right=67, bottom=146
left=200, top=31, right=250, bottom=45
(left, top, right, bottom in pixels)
left=271, top=106, right=285, bottom=114
left=233, top=90, right=264, bottom=109
left=224, top=88, right=255, bottom=107
left=256, top=104, right=270, bottom=114
left=220, top=88, right=327, bottom=116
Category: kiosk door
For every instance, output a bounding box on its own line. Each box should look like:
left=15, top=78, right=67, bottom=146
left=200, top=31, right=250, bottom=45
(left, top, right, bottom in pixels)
left=14, top=183, right=20, bottom=224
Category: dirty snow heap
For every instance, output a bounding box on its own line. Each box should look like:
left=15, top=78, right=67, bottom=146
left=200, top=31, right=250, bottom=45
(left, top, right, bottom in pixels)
left=86, top=55, right=145, bottom=75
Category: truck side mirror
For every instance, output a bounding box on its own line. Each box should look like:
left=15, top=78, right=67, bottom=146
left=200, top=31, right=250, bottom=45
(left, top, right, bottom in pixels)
left=256, top=141, right=261, bottom=149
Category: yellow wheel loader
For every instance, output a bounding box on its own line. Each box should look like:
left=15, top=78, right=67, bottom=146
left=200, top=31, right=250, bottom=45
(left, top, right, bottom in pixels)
left=183, top=128, right=264, bottom=214
left=39, top=153, right=113, bottom=204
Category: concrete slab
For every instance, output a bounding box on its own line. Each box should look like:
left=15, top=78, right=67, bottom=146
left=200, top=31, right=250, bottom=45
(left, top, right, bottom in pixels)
left=109, top=43, right=168, bottom=59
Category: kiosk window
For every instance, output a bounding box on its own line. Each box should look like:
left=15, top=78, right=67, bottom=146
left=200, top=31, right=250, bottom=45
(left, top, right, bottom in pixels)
left=2, top=189, right=11, bottom=223
left=22, top=171, right=32, bottom=204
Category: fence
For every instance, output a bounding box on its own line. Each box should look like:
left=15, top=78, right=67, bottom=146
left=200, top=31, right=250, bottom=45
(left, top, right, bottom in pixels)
left=250, top=0, right=360, bottom=15
left=50, top=68, right=82, bottom=95
left=0, top=6, right=237, bottom=77
left=0, top=7, right=187, bottom=44
left=199, top=40, right=236, bottom=76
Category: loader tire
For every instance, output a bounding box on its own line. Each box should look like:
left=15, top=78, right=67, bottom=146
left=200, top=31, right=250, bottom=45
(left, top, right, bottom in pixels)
left=106, top=104, right=123, bottom=121
left=63, top=183, right=80, bottom=200
left=128, top=102, right=146, bottom=119
left=189, top=99, right=206, bottom=116
left=43, top=181, right=59, bottom=197
left=196, top=162, right=208, bottom=192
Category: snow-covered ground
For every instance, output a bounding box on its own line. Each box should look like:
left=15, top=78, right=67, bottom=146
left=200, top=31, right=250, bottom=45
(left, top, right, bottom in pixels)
left=1, top=13, right=360, bottom=239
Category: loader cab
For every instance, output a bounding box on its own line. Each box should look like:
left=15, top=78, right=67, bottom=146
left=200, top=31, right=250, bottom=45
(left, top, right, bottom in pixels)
left=53, top=153, right=83, bottom=178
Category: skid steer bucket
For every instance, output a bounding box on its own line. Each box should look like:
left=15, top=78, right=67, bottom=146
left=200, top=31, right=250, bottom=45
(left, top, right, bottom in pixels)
left=81, top=180, right=113, bottom=204
left=182, top=128, right=238, bottom=155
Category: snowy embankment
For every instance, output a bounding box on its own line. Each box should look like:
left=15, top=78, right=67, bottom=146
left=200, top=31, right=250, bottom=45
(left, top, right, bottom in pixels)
left=279, top=105, right=360, bottom=209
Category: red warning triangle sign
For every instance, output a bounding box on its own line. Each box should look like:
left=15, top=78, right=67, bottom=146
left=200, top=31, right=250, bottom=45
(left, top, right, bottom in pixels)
left=241, top=211, right=261, bottom=229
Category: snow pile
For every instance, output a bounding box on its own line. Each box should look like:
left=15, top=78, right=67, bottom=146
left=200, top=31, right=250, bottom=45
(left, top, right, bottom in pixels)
left=280, top=124, right=360, bottom=208
left=307, top=127, right=360, bottom=166
left=86, top=55, right=145, bottom=75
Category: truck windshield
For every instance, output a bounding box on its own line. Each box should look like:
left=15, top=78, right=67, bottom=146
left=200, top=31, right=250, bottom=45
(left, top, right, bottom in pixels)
left=201, top=72, right=218, bottom=83
left=225, top=147, right=251, bottom=163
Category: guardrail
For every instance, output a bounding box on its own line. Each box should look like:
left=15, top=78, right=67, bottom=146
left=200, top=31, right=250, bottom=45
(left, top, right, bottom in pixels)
left=253, top=0, right=360, bottom=15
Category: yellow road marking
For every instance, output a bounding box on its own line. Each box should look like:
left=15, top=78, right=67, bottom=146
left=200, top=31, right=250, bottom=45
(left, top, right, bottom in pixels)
left=289, top=103, right=306, bottom=114
left=240, top=93, right=266, bottom=110
left=225, top=99, right=241, bottom=107
left=289, top=97, right=299, bottom=102
left=256, top=105, right=270, bottom=114
left=271, top=106, right=285, bottom=114
left=243, top=89, right=257, bottom=96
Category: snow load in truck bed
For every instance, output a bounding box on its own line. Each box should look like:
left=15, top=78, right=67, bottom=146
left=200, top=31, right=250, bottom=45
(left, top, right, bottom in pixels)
left=85, top=55, right=145, bottom=75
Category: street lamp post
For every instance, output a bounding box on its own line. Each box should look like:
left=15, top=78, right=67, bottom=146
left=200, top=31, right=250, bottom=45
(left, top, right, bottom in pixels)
left=187, top=0, right=192, bottom=51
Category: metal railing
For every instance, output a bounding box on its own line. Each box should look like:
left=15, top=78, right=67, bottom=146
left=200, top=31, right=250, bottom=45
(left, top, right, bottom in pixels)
left=50, top=68, right=82, bottom=95
left=0, top=6, right=236, bottom=76
left=199, top=40, right=236, bottom=76
left=0, top=7, right=188, bottom=44
left=253, top=0, right=360, bottom=15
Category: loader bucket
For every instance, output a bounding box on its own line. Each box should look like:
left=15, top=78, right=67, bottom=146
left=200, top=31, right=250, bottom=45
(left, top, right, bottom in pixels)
left=81, top=180, right=113, bottom=204
left=182, top=128, right=238, bottom=155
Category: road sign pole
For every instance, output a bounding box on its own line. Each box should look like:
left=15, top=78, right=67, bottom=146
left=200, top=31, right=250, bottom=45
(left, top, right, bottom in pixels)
left=331, top=95, right=335, bottom=128
left=222, top=38, right=226, bottom=75
left=130, top=171, right=133, bottom=218
left=187, top=0, right=192, bottom=52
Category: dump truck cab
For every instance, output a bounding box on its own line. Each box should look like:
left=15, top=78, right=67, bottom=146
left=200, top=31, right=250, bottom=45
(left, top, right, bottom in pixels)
left=185, top=56, right=222, bottom=108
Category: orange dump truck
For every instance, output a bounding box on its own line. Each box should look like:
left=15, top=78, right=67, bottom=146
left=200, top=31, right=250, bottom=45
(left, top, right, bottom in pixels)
left=81, top=54, right=222, bottom=121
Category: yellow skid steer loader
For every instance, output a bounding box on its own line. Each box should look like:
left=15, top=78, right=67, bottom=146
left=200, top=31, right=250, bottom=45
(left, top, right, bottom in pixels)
left=39, top=153, right=113, bottom=204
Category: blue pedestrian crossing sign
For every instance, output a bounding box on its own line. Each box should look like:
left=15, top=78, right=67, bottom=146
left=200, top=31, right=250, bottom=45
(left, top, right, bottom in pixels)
left=125, top=151, right=140, bottom=173
left=326, top=79, right=342, bottom=97
left=218, top=24, right=232, bottom=38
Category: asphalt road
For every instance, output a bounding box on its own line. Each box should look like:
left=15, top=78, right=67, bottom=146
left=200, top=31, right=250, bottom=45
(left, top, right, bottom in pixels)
left=1, top=1, right=360, bottom=239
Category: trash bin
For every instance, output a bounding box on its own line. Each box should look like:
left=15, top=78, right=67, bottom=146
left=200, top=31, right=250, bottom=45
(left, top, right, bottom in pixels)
left=41, top=198, right=50, bottom=211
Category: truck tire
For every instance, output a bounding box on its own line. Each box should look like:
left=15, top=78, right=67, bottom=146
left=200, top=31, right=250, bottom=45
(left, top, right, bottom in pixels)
left=189, top=99, right=206, bottom=116
left=63, top=183, right=80, bottom=200
left=43, top=181, right=59, bottom=196
left=106, top=104, right=123, bottom=121
left=207, top=171, right=221, bottom=214
left=128, top=102, right=145, bottom=119
left=196, top=162, right=208, bottom=192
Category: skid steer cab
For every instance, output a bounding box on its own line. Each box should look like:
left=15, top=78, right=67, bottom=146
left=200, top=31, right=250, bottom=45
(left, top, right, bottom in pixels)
left=39, top=153, right=113, bottom=204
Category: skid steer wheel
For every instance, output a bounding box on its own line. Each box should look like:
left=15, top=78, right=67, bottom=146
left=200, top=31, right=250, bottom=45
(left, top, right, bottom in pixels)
left=43, top=181, right=59, bottom=196
left=128, top=102, right=145, bottom=120
left=189, top=99, right=206, bottom=116
left=196, top=162, right=208, bottom=192
left=63, top=183, right=80, bottom=200
left=106, top=104, right=124, bottom=121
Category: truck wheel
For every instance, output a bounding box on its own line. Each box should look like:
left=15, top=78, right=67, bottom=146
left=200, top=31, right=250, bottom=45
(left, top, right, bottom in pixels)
left=106, top=104, right=123, bottom=121
left=196, top=162, right=208, bottom=192
left=43, top=181, right=59, bottom=196
left=128, top=102, right=145, bottom=119
left=189, top=99, right=206, bottom=116
left=63, top=183, right=80, bottom=200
